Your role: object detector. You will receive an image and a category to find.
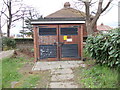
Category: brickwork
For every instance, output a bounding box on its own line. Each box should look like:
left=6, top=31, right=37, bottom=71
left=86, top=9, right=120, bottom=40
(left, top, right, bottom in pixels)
left=14, top=39, right=34, bottom=49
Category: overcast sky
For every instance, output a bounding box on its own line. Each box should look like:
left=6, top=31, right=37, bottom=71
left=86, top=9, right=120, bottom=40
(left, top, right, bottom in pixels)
left=22, top=0, right=119, bottom=26
left=1, top=0, right=119, bottom=35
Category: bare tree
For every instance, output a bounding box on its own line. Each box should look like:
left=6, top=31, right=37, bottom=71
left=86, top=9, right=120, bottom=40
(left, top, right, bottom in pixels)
left=20, top=6, right=41, bottom=38
left=79, top=0, right=113, bottom=35
left=0, top=12, right=3, bottom=37
left=0, top=2, right=7, bottom=37
left=2, top=0, right=24, bottom=37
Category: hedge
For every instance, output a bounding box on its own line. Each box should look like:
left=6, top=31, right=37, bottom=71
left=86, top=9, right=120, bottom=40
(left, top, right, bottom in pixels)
left=85, top=28, right=120, bottom=68
left=2, top=37, right=16, bottom=50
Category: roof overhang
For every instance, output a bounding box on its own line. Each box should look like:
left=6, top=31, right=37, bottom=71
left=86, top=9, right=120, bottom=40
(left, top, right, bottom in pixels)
left=31, top=17, right=85, bottom=25
left=31, top=20, right=85, bottom=25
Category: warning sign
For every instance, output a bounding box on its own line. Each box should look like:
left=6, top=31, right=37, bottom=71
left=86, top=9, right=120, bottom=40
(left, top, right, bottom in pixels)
left=67, top=38, right=72, bottom=42
left=63, top=36, right=67, bottom=40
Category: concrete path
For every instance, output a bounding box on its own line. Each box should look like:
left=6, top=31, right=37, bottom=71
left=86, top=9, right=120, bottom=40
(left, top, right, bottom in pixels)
left=32, top=61, right=86, bottom=88
left=0, top=50, right=14, bottom=59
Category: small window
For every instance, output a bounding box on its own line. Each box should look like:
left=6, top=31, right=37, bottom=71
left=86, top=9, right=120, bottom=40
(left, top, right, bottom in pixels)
left=61, top=28, right=78, bottom=35
left=39, top=28, right=57, bottom=35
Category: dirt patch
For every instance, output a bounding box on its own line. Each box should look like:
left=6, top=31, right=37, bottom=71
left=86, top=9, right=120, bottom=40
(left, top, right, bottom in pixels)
left=11, top=49, right=51, bottom=88
left=11, top=48, right=34, bottom=61
left=35, top=71, right=51, bottom=88
left=18, top=48, right=34, bottom=58
left=13, top=48, right=34, bottom=74
left=19, top=62, right=34, bottom=75
left=18, top=66, right=51, bottom=88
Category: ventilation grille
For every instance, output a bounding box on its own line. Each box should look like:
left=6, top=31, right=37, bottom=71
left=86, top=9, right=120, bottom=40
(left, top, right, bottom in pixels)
left=40, top=45, right=57, bottom=59
left=61, top=44, right=78, bottom=58
left=61, top=28, right=78, bottom=35
left=39, top=28, right=57, bottom=35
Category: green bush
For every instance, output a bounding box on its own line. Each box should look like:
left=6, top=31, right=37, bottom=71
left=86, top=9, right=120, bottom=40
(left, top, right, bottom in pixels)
left=2, top=37, right=16, bottom=50
left=85, top=28, right=120, bottom=68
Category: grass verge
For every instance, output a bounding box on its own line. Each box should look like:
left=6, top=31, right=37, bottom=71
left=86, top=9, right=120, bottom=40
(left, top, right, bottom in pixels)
left=17, top=74, right=40, bottom=88
left=74, top=60, right=119, bottom=88
left=2, top=57, right=50, bottom=88
left=2, top=57, right=25, bottom=87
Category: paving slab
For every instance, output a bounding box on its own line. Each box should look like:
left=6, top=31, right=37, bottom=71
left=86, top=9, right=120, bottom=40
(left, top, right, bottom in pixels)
left=0, top=50, right=14, bottom=59
left=49, top=82, right=78, bottom=88
left=32, top=61, right=83, bottom=71
left=51, top=74, right=74, bottom=82
left=32, top=60, right=85, bottom=88
left=51, top=68, right=73, bottom=75
left=80, top=64, right=86, bottom=67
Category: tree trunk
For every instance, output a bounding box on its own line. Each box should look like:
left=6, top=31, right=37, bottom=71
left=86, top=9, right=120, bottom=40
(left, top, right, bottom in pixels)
left=86, top=23, right=94, bottom=36
left=85, top=2, right=94, bottom=36
left=84, top=0, right=112, bottom=36
left=7, top=1, right=12, bottom=37
left=7, top=21, right=11, bottom=37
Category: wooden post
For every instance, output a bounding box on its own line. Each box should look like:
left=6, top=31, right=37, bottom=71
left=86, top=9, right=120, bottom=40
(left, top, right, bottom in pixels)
left=33, top=26, right=38, bottom=62
left=80, top=24, right=83, bottom=60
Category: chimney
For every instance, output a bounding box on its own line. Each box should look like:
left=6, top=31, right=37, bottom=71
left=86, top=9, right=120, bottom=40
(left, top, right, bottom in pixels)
left=64, top=2, right=71, bottom=8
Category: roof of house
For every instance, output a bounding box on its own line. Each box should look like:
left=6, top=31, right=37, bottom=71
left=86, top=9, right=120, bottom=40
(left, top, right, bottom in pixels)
left=97, top=23, right=113, bottom=31
left=45, top=2, right=86, bottom=18
left=31, top=2, right=86, bottom=25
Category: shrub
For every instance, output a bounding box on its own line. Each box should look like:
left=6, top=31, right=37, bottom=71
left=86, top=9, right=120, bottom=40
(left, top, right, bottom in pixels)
left=85, top=28, right=120, bottom=68
left=2, top=37, right=16, bottom=50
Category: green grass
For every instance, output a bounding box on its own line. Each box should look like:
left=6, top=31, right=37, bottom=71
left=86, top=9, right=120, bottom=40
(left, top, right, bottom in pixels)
left=77, top=48, right=120, bottom=88
left=18, top=75, right=40, bottom=88
left=75, top=62, right=119, bottom=88
left=2, top=57, right=50, bottom=88
left=0, top=59, right=2, bottom=89
left=2, top=57, right=25, bottom=88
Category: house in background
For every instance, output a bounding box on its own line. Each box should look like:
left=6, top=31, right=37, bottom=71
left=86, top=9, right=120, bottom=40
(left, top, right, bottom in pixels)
left=97, top=23, right=113, bottom=33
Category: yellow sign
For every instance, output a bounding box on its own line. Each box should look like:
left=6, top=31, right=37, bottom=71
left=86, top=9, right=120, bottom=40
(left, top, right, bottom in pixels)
left=63, top=36, right=67, bottom=40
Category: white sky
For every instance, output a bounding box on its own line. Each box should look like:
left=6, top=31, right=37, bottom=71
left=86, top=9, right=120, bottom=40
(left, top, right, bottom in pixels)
left=1, top=0, right=119, bottom=35
left=22, top=0, right=119, bottom=27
